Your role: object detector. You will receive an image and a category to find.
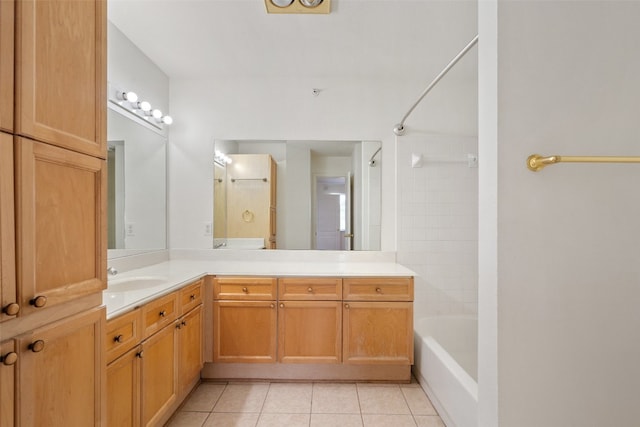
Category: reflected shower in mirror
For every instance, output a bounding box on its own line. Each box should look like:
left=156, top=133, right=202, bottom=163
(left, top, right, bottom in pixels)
left=213, top=140, right=381, bottom=251
left=107, top=107, right=167, bottom=253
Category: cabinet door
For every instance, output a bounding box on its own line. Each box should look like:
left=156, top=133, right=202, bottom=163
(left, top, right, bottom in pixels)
left=178, top=305, right=203, bottom=394
left=343, top=302, right=413, bottom=365
left=14, top=0, right=106, bottom=157
left=16, top=138, right=106, bottom=315
left=0, top=0, right=14, bottom=132
left=17, top=307, right=106, bottom=426
left=0, top=340, right=17, bottom=427
left=0, top=134, right=18, bottom=322
left=140, top=322, right=177, bottom=427
left=107, top=346, right=141, bottom=427
left=278, top=301, right=341, bottom=364
left=213, top=301, right=277, bottom=363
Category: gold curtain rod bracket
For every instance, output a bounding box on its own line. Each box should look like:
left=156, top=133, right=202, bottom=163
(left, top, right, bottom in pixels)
left=527, top=154, right=640, bottom=172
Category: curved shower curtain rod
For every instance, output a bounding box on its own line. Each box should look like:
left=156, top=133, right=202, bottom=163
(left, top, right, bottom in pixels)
left=393, top=34, right=479, bottom=136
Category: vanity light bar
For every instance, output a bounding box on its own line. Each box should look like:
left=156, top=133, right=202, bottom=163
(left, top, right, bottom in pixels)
left=264, top=0, right=330, bottom=14
left=109, top=83, right=174, bottom=130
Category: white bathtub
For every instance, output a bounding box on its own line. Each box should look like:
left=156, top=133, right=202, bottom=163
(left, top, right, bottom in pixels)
left=413, top=316, right=478, bottom=427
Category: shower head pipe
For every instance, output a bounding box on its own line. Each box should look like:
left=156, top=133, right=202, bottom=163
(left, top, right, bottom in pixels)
left=394, top=34, right=479, bottom=136
left=368, top=147, right=382, bottom=166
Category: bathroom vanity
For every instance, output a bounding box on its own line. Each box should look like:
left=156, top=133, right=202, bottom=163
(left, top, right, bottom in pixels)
left=103, top=254, right=415, bottom=425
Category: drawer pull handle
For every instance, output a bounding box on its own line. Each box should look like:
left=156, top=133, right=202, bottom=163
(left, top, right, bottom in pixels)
left=190, top=294, right=196, bottom=301
left=159, top=310, right=166, bottom=317
left=29, top=340, right=45, bottom=353
left=307, top=287, right=313, bottom=293
left=29, top=295, right=47, bottom=308
left=376, top=288, right=382, bottom=293
left=3, top=302, right=20, bottom=316
left=242, top=287, right=248, bottom=293
left=136, top=351, right=144, bottom=358
left=1, top=352, right=18, bottom=366
left=114, top=334, right=124, bottom=343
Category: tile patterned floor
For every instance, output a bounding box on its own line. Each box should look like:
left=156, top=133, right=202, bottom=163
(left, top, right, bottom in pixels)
left=165, top=380, right=445, bottom=427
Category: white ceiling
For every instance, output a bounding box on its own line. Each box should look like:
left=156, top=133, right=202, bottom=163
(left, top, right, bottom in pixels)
left=108, top=0, right=478, bottom=81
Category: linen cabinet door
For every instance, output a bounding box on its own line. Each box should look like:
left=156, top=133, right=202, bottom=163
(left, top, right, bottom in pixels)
left=343, top=301, right=413, bottom=365
left=14, top=0, right=106, bottom=157
left=0, top=340, right=17, bottom=427
left=140, top=322, right=178, bottom=427
left=278, top=301, right=342, bottom=364
left=213, top=301, right=277, bottom=363
left=16, top=138, right=107, bottom=315
left=0, top=134, right=18, bottom=322
left=107, top=346, right=141, bottom=427
left=178, top=305, right=203, bottom=394
left=17, top=307, right=105, bottom=426
left=0, top=0, right=14, bottom=132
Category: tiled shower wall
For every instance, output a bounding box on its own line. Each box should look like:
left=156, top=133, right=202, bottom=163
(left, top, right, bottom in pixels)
left=396, top=133, right=478, bottom=317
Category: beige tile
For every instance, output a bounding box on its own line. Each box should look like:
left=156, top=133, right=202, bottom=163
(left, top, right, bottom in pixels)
left=311, top=413, right=364, bottom=427
left=165, top=411, right=209, bottom=427
left=401, top=386, right=437, bottom=416
left=312, top=383, right=360, bottom=414
left=203, top=412, right=260, bottom=427
left=256, top=413, right=310, bottom=427
left=357, top=385, right=411, bottom=415
left=362, top=414, right=417, bottom=427
left=181, top=383, right=227, bottom=412
left=213, top=383, right=270, bottom=413
left=262, top=383, right=312, bottom=414
left=414, top=415, right=446, bottom=427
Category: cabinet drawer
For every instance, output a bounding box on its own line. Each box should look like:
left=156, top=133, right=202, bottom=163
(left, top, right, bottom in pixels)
left=213, top=277, right=277, bottom=300
left=105, top=309, right=142, bottom=363
left=343, top=277, right=414, bottom=302
left=179, top=279, right=203, bottom=314
left=278, top=277, right=342, bottom=300
left=142, top=292, right=178, bottom=338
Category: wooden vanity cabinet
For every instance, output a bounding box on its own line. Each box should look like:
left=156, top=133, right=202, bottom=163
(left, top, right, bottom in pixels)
left=106, top=345, right=141, bottom=427
left=177, top=304, right=203, bottom=394
left=14, top=0, right=106, bottom=158
left=17, top=307, right=105, bottom=426
left=343, top=278, right=414, bottom=365
left=213, top=277, right=277, bottom=363
left=16, top=138, right=107, bottom=316
left=0, top=340, right=17, bottom=427
left=278, top=277, right=342, bottom=364
left=0, top=134, right=17, bottom=323
left=0, top=0, right=14, bottom=133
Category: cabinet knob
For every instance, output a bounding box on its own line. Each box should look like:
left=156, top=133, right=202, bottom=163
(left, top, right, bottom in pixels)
left=3, top=302, right=20, bottom=316
left=344, top=304, right=350, bottom=309
left=114, top=334, right=124, bottom=343
left=29, top=340, right=45, bottom=353
left=190, top=294, right=196, bottom=301
left=1, top=352, right=18, bottom=366
left=176, top=323, right=182, bottom=329
left=307, top=287, right=313, bottom=293
left=242, top=287, right=248, bottom=293
left=136, top=351, right=144, bottom=358
left=182, top=321, right=187, bottom=327
left=159, top=310, right=166, bottom=317
left=375, top=287, right=382, bottom=293
left=29, top=295, right=47, bottom=308
left=270, top=303, right=275, bottom=309
left=279, top=303, right=284, bottom=308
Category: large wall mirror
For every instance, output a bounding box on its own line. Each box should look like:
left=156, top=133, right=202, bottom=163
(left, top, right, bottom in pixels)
left=213, top=140, right=381, bottom=251
left=107, top=107, right=167, bottom=255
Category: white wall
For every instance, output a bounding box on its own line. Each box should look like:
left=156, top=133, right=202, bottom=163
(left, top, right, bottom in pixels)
left=479, top=1, right=640, bottom=425
left=396, top=134, right=478, bottom=320
left=168, top=72, right=477, bottom=250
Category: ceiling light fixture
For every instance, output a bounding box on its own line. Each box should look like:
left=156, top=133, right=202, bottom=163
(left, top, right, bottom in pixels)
left=265, top=0, right=330, bottom=14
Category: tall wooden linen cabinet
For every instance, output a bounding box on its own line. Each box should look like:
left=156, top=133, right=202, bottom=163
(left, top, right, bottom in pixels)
left=0, top=0, right=108, bottom=425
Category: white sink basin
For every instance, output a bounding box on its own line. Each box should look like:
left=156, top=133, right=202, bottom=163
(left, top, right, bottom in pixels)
left=107, top=276, right=168, bottom=292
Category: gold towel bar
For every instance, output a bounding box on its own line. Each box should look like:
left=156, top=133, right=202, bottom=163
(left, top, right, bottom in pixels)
left=527, top=154, right=640, bottom=172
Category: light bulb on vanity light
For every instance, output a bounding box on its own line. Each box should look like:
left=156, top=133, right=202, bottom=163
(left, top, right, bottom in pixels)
left=136, top=101, right=151, bottom=112
left=161, top=115, right=173, bottom=125
left=151, top=109, right=163, bottom=119
left=117, top=91, right=138, bottom=103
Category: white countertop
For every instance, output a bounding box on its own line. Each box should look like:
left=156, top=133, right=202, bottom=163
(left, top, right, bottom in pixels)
left=103, top=258, right=415, bottom=319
